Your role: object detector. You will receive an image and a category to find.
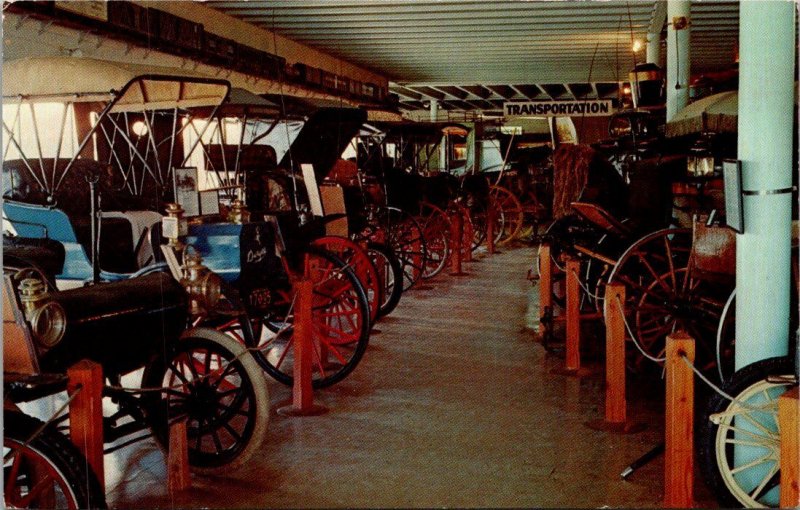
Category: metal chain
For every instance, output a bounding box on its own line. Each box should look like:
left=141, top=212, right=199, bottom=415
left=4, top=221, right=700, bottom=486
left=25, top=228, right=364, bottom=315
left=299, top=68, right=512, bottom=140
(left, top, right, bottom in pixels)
left=615, top=295, right=667, bottom=363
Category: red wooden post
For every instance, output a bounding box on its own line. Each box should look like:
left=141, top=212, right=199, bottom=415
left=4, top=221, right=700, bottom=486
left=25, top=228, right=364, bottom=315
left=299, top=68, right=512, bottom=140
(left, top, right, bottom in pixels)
left=461, top=209, right=473, bottom=262
left=664, top=332, right=695, bottom=508
left=537, top=243, right=552, bottom=334
left=486, top=203, right=496, bottom=255
left=564, top=257, right=581, bottom=372
left=67, top=360, right=105, bottom=491
left=167, top=418, right=190, bottom=494
left=450, top=210, right=466, bottom=276
left=779, top=386, right=800, bottom=508
left=277, top=277, right=327, bottom=416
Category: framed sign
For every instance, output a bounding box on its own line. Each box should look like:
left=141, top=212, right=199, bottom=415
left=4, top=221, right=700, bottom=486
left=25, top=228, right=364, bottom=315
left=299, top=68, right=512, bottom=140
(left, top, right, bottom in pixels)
left=723, top=159, right=743, bottom=233
left=175, top=167, right=200, bottom=217
left=199, top=190, right=220, bottom=216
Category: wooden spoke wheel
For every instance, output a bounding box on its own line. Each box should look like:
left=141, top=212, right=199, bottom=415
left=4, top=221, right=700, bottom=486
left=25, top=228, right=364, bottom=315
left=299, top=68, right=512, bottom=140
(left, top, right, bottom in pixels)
left=312, top=235, right=381, bottom=325
left=368, top=207, right=427, bottom=291
left=417, top=202, right=451, bottom=279
left=238, top=247, right=371, bottom=389
left=607, top=228, right=729, bottom=376
left=452, top=202, right=475, bottom=259
left=489, top=184, right=524, bottom=244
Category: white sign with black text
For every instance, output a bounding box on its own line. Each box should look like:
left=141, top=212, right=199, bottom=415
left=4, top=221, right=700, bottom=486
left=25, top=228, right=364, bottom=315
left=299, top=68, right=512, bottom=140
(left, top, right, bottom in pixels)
left=504, top=100, right=613, bottom=118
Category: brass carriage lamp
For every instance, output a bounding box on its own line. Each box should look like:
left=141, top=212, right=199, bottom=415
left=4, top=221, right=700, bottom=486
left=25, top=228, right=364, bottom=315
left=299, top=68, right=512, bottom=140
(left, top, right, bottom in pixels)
left=163, top=203, right=188, bottom=248
left=227, top=199, right=250, bottom=224
left=181, top=248, right=222, bottom=316
left=17, top=276, right=66, bottom=349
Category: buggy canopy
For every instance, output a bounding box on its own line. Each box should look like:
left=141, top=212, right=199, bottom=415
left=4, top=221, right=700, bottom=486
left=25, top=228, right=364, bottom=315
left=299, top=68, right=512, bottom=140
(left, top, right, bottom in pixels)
left=2, top=57, right=230, bottom=112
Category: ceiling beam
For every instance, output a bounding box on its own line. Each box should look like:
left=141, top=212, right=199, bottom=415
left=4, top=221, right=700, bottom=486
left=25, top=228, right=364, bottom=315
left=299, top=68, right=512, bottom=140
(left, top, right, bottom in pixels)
left=388, top=85, right=423, bottom=100
left=563, top=84, right=577, bottom=101
left=486, top=85, right=516, bottom=100
left=460, top=85, right=493, bottom=99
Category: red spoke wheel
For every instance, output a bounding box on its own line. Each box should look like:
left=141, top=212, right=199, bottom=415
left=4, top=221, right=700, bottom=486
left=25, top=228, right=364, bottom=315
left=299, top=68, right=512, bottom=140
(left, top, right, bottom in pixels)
left=368, top=207, right=427, bottom=291
left=4, top=411, right=107, bottom=509
left=312, top=235, right=381, bottom=325
left=452, top=202, right=475, bottom=259
left=489, top=184, right=524, bottom=244
left=417, top=201, right=451, bottom=279
left=248, top=247, right=371, bottom=388
left=365, top=241, right=403, bottom=318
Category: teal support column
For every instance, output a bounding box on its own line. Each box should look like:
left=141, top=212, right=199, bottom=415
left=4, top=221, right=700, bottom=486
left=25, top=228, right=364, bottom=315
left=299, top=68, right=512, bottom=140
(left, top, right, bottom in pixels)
left=735, top=0, right=795, bottom=370
left=430, top=99, right=438, bottom=122
left=646, top=33, right=660, bottom=65
left=665, top=0, right=690, bottom=122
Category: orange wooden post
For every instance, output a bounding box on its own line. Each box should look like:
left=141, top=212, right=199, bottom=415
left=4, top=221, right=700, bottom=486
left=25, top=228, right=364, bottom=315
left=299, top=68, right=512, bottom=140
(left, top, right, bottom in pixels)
left=564, top=257, right=581, bottom=372
left=779, top=386, right=800, bottom=508
left=605, top=283, right=626, bottom=423
left=586, top=283, right=643, bottom=433
left=537, top=243, right=552, bottom=334
left=411, top=236, right=423, bottom=282
left=167, top=418, right=190, bottom=494
left=486, top=203, right=496, bottom=255
left=67, top=360, right=105, bottom=491
left=277, top=278, right=327, bottom=416
left=450, top=210, right=466, bottom=276
left=664, top=332, right=695, bottom=508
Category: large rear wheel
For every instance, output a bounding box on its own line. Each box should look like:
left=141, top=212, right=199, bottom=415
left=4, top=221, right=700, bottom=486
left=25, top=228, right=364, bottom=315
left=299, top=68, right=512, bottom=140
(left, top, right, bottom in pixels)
left=143, top=328, right=269, bottom=474
left=4, top=411, right=107, bottom=509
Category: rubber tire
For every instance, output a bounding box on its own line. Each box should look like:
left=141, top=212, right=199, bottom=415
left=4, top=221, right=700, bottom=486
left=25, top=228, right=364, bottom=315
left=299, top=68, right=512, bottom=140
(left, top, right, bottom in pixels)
left=142, top=328, right=269, bottom=474
left=699, top=356, right=796, bottom=508
left=4, top=411, right=107, bottom=509
left=367, top=241, right=403, bottom=318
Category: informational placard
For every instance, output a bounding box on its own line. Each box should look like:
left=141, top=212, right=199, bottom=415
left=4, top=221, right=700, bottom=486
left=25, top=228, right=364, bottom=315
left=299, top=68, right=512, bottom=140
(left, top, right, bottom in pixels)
left=504, top=100, right=613, bottom=117
left=199, top=190, right=220, bottom=216
left=175, top=167, right=200, bottom=217
left=301, top=163, right=324, bottom=217
left=723, top=159, right=743, bottom=233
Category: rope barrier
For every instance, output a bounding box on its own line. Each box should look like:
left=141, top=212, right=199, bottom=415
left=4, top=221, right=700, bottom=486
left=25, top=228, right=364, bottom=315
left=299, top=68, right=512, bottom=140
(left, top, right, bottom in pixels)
left=679, top=355, right=775, bottom=413
left=4, top=386, right=83, bottom=462
left=571, top=269, right=604, bottom=301
left=615, top=295, right=667, bottom=364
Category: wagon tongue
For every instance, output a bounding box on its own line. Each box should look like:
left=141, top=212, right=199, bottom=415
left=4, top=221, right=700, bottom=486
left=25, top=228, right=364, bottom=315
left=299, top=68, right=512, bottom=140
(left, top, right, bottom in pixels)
left=278, top=107, right=368, bottom=182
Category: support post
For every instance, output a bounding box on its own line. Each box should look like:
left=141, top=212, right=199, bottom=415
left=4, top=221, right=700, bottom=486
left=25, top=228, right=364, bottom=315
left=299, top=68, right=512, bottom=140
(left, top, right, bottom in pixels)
left=537, top=243, right=552, bottom=334
left=450, top=209, right=466, bottom=276
left=564, top=257, right=581, bottom=372
left=167, top=418, right=190, bottom=494
left=664, top=332, right=695, bottom=508
left=735, top=0, right=794, bottom=370
left=67, top=360, right=105, bottom=491
left=277, top=277, right=327, bottom=416
left=665, top=0, right=690, bottom=122
left=779, top=386, right=799, bottom=509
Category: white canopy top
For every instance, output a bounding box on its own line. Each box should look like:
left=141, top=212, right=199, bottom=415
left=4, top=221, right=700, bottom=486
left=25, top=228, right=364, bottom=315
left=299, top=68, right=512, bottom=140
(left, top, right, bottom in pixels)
left=2, top=57, right=230, bottom=112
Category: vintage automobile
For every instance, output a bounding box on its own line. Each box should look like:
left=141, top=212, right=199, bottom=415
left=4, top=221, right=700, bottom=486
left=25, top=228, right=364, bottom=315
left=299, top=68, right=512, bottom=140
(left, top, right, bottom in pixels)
left=2, top=57, right=372, bottom=389
left=3, top=255, right=269, bottom=489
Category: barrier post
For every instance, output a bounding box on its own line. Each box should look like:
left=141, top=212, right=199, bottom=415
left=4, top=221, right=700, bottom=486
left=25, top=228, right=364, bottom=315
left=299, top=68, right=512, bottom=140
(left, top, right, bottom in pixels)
left=537, top=243, right=552, bottom=334
left=487, top=203, right=496, bottom=255
left=277, top=277, right=327, bottom=416
left=450, top=210, right=466, bottom=276
left=461, top=209, right=473, bottom=262
left=67, top=360, right=105, bottom=491
left=564, top=257, right=581, bottom=372
left=585, top=283, right=644, bottom=433
left=779, top=386, right=799, bottom=508
left=167, top=418, right=190, bottom=494
left=664, top=331, right=695, bottom=508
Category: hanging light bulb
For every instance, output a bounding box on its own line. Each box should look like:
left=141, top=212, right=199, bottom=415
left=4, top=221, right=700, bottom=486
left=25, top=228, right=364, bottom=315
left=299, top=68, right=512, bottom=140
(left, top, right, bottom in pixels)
left=131, top=120, right=148, bottom=137
left=632, top=39, right=644, bottom=53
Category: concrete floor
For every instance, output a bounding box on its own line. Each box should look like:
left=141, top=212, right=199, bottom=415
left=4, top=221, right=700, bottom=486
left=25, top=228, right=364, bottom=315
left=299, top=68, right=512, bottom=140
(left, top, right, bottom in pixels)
left=109, top=245, right=716, bottom=508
